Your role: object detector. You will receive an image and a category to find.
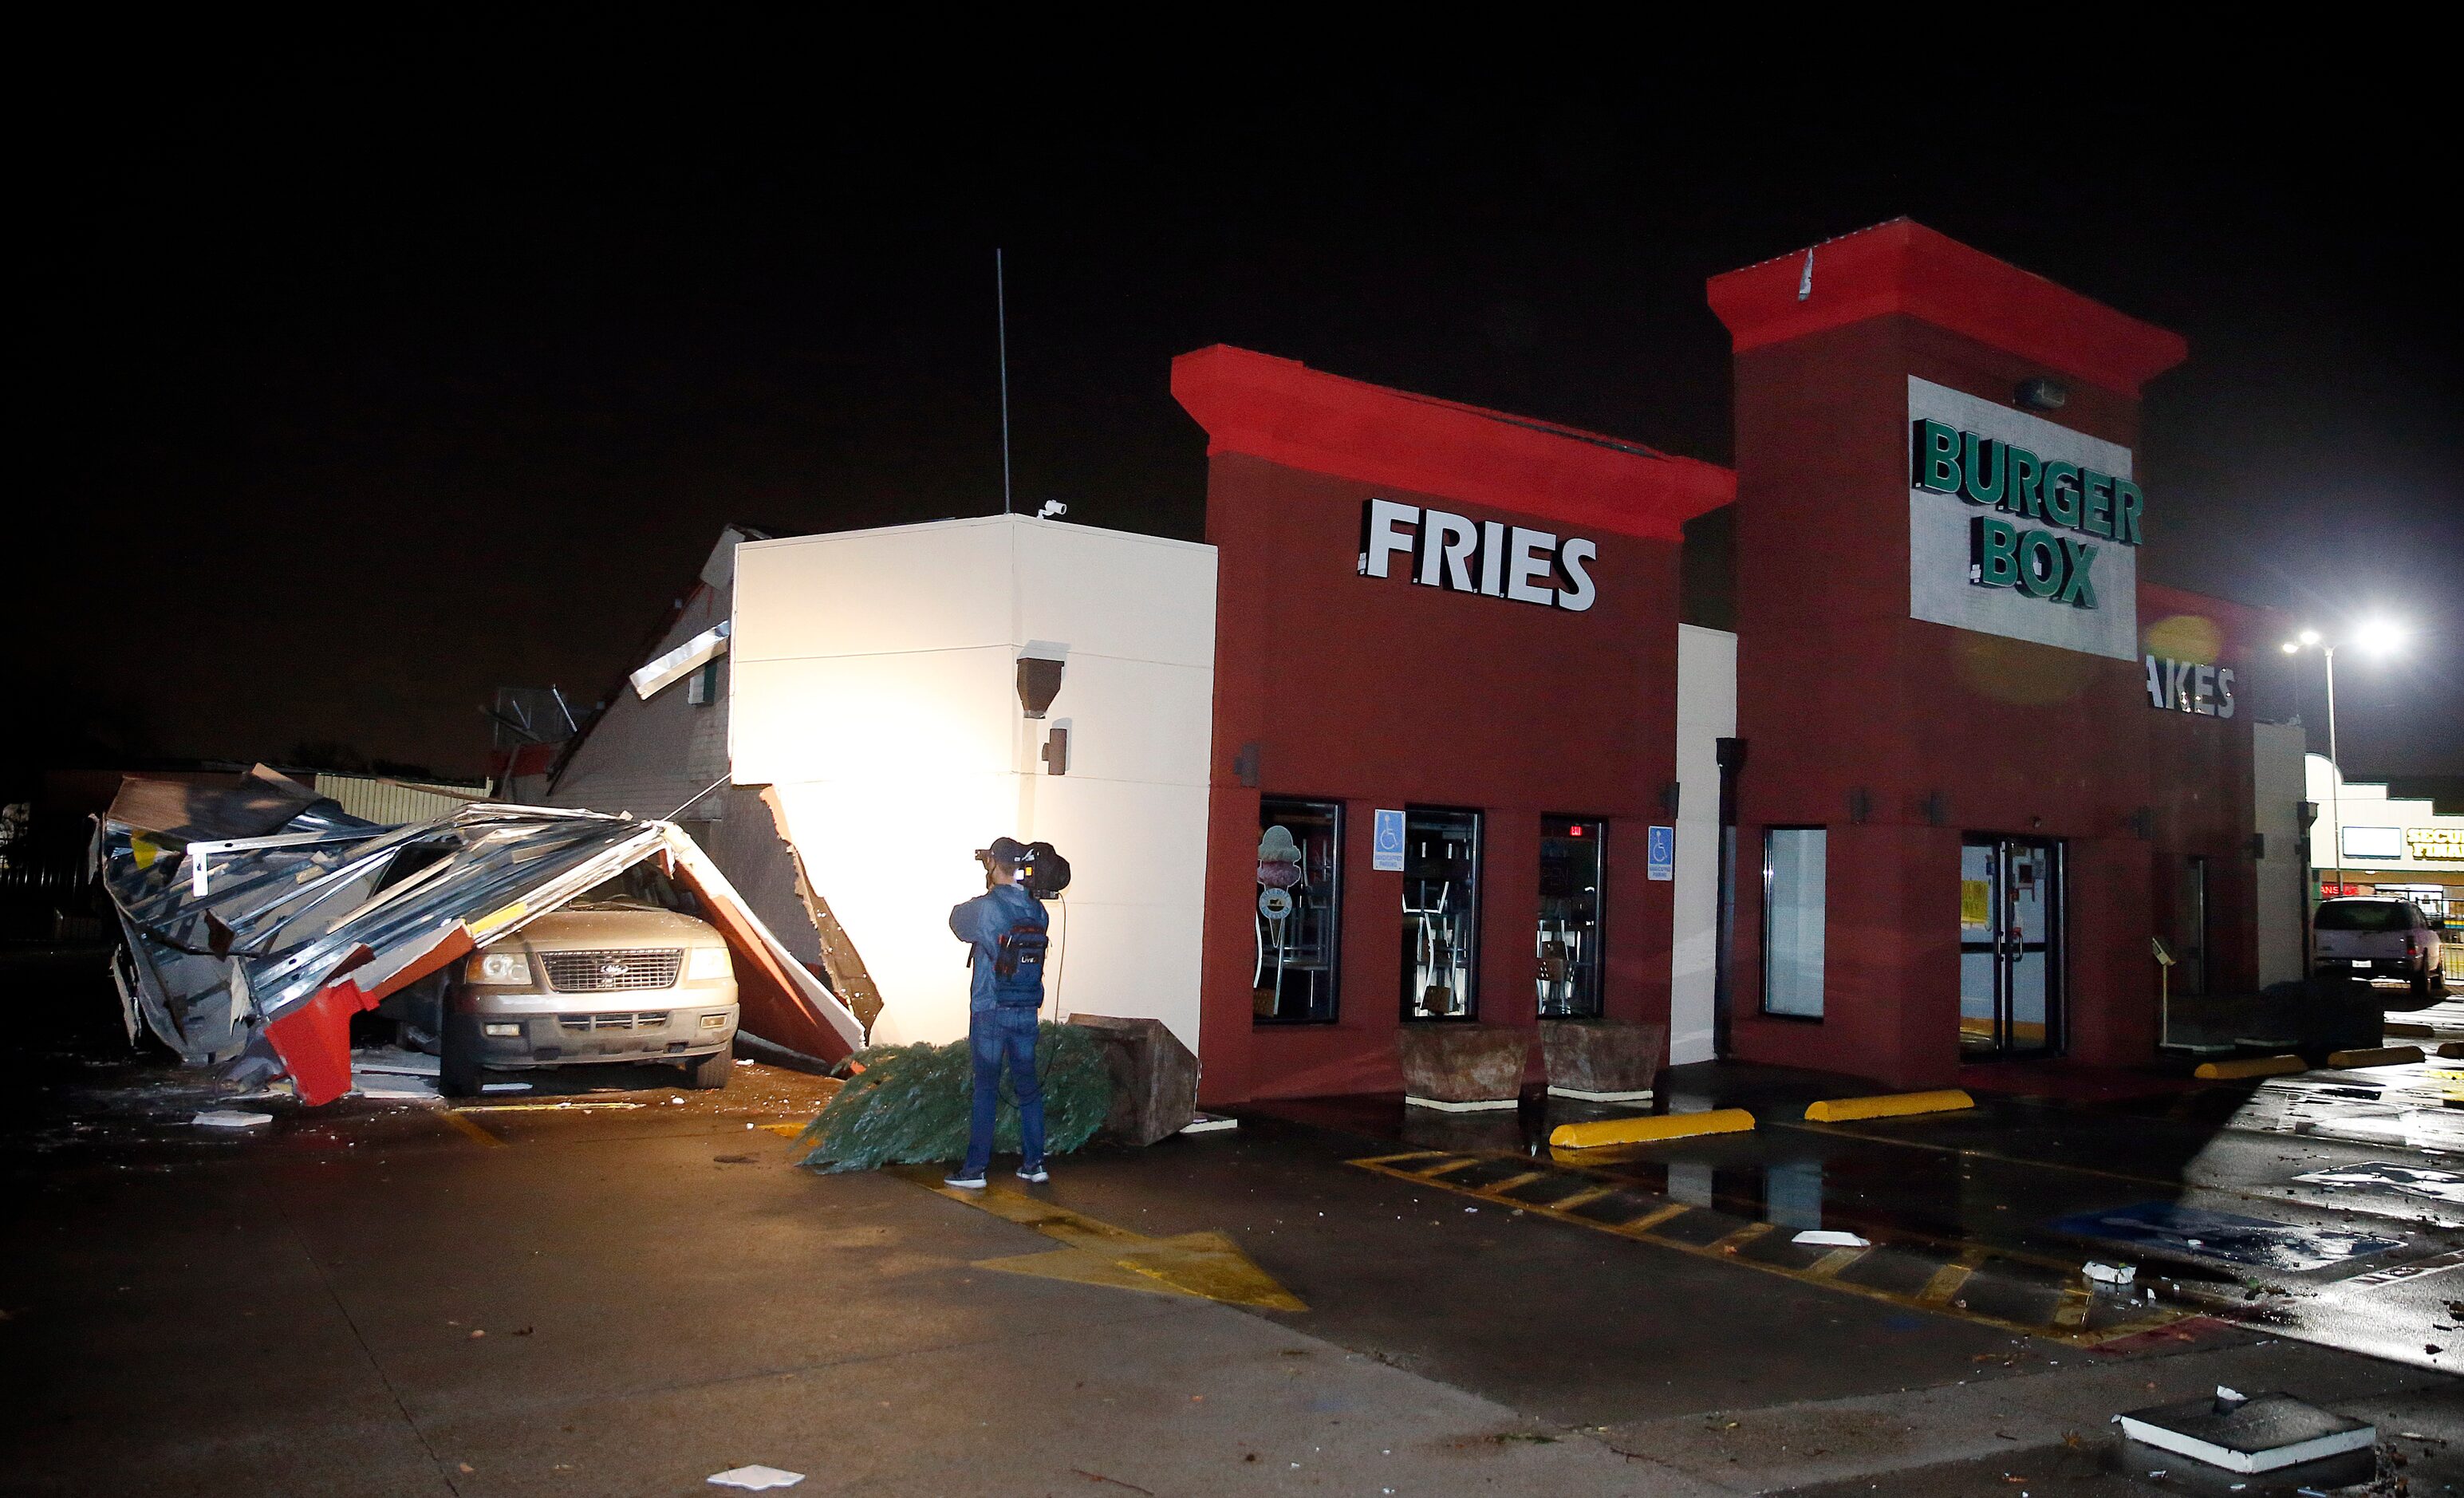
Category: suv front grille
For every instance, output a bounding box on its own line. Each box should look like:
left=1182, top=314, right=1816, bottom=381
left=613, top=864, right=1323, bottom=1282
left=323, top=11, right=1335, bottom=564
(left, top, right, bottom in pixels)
left=539, top=948, right=683, bottom=993
left=558, top=1011, right=673, bottom=1032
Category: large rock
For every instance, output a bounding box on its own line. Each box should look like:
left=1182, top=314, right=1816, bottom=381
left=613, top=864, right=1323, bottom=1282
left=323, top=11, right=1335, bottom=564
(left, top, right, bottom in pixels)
left=1540, top=1019, right=1665, bottom=1099
left=1069, top=1015, right=1198, bottom=1145
left=1397, top=1023, right=1529, bottom=1108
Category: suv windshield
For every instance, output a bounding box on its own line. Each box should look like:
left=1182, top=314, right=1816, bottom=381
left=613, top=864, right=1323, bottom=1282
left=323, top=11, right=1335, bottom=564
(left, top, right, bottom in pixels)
left=2316, top=901, right=2412, bottom=932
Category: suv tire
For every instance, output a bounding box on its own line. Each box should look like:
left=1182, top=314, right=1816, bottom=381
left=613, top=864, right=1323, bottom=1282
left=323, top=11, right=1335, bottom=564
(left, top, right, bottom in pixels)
left=440, top=1018, right=484, bottom=1098
left=684, top=1048, right=732, bottom=1090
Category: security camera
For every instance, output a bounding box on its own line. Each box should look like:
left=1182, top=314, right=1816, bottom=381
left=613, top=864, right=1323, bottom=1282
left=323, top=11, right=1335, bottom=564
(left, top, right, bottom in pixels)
left=1036, top=500, right=1067, bottom=519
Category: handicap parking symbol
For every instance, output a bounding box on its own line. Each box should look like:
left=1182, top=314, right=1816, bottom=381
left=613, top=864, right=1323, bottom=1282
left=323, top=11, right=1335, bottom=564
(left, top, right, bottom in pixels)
left=1373, top=809, right=1405, bottom=872
left=1647, top=824, right=1675, bottom=881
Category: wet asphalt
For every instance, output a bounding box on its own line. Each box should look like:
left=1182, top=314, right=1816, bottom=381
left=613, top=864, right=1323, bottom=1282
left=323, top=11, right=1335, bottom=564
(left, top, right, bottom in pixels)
left=2, top=944, right=2458, bottom=1496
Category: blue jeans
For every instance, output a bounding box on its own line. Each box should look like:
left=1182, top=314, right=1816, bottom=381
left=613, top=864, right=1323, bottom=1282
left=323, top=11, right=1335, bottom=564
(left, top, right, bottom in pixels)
left=961, top=1006, right=1043, bottom=1177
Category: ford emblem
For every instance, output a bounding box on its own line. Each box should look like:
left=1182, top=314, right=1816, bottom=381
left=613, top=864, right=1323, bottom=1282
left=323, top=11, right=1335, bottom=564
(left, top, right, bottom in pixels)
left=600, top=960, right=629, bottom=979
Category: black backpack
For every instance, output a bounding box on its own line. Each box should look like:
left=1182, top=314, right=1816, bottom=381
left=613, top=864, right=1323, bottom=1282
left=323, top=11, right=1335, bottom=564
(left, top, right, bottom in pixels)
left=990, top=913, right=1050, bottom=1007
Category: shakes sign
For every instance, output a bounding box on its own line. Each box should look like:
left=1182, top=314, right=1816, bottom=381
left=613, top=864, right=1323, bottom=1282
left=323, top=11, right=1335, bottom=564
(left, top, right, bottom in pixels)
left=1906, top=376, right=2139, bottom=661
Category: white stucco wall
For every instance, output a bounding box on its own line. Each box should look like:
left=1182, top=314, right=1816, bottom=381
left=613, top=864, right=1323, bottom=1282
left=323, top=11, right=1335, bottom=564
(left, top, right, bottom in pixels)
left=2251, top=719, right=2307, bottom=987
left=730, top=515, right=1218, bottom=1053
left=1670, top=624, right=1737, bottom=1064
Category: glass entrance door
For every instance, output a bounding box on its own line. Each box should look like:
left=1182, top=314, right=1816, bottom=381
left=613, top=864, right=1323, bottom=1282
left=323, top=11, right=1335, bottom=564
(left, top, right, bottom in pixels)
left=1958, top=835, right=2062, bottom=1058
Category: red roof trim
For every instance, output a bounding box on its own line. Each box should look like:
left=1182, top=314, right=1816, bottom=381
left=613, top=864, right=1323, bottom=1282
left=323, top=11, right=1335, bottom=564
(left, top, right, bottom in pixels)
left=1706, top=220, right=2189, bottom=397
left=1170, top=345, right=1734, bottom=542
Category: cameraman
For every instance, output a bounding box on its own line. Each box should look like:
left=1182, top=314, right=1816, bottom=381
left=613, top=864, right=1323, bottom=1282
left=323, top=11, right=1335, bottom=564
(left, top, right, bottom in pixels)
left=944, top=838, right=1050, bottom=1189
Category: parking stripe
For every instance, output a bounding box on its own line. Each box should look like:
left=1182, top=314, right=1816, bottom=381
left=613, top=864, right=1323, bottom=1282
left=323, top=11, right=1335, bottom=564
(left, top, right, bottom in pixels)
left=1917, top=1252, right=1983, bottom=1305
left=440, top=1110, right=507, bottom=1149
left=1348, top=1153, right=2194, bottom=1348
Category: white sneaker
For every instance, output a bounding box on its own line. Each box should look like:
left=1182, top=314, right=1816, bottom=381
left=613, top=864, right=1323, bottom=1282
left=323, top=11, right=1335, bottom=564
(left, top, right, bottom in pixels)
left=1016, top=1165, right=1050, bottom=1183
left=942, top=1172, right=987, bottom=1189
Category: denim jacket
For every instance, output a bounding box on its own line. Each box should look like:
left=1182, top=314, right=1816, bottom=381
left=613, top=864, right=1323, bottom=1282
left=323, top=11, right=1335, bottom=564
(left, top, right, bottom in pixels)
left=950, top=883, right=1048, bottom=1015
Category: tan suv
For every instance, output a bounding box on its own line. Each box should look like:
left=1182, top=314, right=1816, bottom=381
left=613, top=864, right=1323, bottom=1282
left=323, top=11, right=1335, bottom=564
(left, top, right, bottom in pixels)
left=437, top=888, right=739, bottom=1097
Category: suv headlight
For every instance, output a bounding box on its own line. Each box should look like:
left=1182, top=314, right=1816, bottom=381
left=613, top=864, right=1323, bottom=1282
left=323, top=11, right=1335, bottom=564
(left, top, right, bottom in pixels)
left=686, top=946, right=732, bottom=981
left=469, top=950, right=531, bottom=984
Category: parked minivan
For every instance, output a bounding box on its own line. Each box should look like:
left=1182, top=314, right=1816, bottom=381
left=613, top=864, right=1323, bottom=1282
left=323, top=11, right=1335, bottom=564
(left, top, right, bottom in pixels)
left=2313, top=897, right=2449, bottom=1007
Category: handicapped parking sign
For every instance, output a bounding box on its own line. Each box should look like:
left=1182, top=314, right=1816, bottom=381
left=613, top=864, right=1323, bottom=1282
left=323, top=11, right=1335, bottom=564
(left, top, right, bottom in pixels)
left=1647, top=824, right=1675, bottom=881
left=1372, top=809, right=1405, bottom=872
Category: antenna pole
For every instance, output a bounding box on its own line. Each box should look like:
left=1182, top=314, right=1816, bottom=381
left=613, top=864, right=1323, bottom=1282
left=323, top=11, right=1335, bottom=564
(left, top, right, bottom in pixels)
left=996, top=248, right=1012, bottom=514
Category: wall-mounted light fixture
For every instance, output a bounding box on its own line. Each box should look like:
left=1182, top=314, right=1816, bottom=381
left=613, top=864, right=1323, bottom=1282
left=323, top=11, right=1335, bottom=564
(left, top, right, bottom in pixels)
left=1015, top=641, right=1068, bottom=719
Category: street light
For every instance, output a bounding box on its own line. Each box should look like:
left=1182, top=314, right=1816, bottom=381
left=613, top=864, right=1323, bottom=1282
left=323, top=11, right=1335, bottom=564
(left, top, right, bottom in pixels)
left=2283, top=620, right=2406, bottom=902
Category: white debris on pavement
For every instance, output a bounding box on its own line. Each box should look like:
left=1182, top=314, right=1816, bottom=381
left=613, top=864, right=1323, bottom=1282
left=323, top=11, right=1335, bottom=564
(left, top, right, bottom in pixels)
left=2084, top=1261, right=2137, bottom=1285
left=350, top=1046, right=440, bottom=1078
left=191, top=1110, right=272, bottom=1129
left=708, top=1465, right=804, bottom=1490
left=350, top=1074, right=439, bottom=1101
left=1792, top=1229, right=1869, bottom=1247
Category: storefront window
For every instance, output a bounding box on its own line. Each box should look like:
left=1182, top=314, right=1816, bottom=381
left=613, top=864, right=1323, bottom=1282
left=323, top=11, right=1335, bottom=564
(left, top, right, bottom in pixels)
left=1254, top=798, right=1341, bottom=1023
left=1762, top=827, right=1826, bottom=1017
left=1402, top=806, right=1481, bottom=1020
left=1537, top=816, right=1605, bottom=1018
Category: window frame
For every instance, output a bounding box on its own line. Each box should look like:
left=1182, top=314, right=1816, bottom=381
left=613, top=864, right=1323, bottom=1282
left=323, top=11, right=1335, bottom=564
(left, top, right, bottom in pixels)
left=1253, top=795, right=1345, bottom=1026
left=1760, top=825, right=1827, bottom=1020
left=1536, top=814, right=1608, bottom=1020
left=1399, top=803, right=1484, bottom=1023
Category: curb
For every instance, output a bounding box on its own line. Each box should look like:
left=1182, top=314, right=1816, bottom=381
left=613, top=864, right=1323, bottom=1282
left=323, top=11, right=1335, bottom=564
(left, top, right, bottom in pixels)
left=2192, top=1055, right=2305, bottom=1080
left=1802, top=1089, right=1975, bottom=1122
left=2324, top=1044, right=2427, bottom=1069
left=1549, top=1108, right=1756, bottom=1149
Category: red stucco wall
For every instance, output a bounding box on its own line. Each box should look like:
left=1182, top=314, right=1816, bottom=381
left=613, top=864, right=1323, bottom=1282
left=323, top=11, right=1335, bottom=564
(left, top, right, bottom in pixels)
left=1195, top=453, right=1687, bottom=1103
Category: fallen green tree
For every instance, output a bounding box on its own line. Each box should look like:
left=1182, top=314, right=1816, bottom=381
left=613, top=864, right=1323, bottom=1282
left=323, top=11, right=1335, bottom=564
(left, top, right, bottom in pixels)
left=796, top=1021, right=1110, bottom=1173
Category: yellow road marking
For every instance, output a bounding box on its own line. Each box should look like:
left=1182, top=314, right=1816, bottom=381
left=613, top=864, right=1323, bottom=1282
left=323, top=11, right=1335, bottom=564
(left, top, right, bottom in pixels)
left=1548, top=1186, right=1618, bottom=1213
left=2053, top=1284, right=2093, bottom=1329
left=1611, top=1201, right=1690, bottom=1232
left=439, top=1110, right=507, bottom=1149
left=1346, top=1154, right=2191, bottom=1349
left=1710, top=1220, right=1776, bottom=1252
left=1918, top=1252, right=1985, bottom=1305
left=901, top=1170, right=1305, bottom=1311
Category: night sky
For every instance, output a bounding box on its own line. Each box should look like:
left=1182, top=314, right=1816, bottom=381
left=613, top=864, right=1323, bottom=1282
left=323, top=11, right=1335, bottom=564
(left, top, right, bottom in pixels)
left=22, top=77, right=2459, bottom=788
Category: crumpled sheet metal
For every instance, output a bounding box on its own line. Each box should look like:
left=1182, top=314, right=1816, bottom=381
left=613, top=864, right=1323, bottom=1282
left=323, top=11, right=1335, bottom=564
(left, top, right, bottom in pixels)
left=97, top=770, right=864, bottom=1104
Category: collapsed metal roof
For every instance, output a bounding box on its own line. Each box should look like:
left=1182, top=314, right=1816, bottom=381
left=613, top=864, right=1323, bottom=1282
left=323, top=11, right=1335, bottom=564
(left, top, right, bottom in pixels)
left=96, top=767, right=864, bottom=1104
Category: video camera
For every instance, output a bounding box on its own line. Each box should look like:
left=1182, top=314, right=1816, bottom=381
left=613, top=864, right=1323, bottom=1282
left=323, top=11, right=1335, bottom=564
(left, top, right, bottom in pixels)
left=977, top=837, right=1072, bottom=900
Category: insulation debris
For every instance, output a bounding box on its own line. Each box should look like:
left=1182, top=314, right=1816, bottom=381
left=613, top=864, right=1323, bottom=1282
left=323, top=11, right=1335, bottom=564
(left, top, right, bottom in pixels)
left=97, top=767, right=864, bottom=1106
left=191, top=1110, right=272, bottom=1129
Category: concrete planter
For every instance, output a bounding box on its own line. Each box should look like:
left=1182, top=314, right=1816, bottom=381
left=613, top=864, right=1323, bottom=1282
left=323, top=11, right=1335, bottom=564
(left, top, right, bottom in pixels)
left=1539, top=1019, right=1665, bottom=1105
left=1397, top=1023, right=1529, bottom=1111
left=1070, top=1015, right=1199, bottom=1145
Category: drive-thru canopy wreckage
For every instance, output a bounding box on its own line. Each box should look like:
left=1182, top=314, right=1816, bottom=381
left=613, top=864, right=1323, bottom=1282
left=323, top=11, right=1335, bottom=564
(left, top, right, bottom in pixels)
left=96, top=767, right=864, bottom=1104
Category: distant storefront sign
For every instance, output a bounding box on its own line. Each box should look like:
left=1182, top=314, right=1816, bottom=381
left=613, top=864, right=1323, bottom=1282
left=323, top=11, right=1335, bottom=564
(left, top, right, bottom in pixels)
left=2340, top=826, right=2405, bottom=861
left=2406, top=827, right=2464, bottom=861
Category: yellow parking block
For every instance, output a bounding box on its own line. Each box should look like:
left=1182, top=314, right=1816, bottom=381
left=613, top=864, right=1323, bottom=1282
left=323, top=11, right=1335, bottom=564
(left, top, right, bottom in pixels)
left=2193, top=1054, right=2306, bottom=1080
left=1549, top=1108, right=1755, bottom=1149
left=2324, top=1045, right=2426, bottom=1070
left=1803, top=1090, right=1973, bottom=1123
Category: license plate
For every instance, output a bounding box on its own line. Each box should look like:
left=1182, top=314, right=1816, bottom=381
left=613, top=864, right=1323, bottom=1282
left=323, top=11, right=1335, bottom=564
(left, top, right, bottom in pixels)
left=2350, top=960, right=2373, bottom=968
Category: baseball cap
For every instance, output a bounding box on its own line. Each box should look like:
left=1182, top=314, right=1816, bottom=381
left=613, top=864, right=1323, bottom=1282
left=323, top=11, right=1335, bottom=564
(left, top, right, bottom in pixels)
left=977, top=837, right=1032, bottom=867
